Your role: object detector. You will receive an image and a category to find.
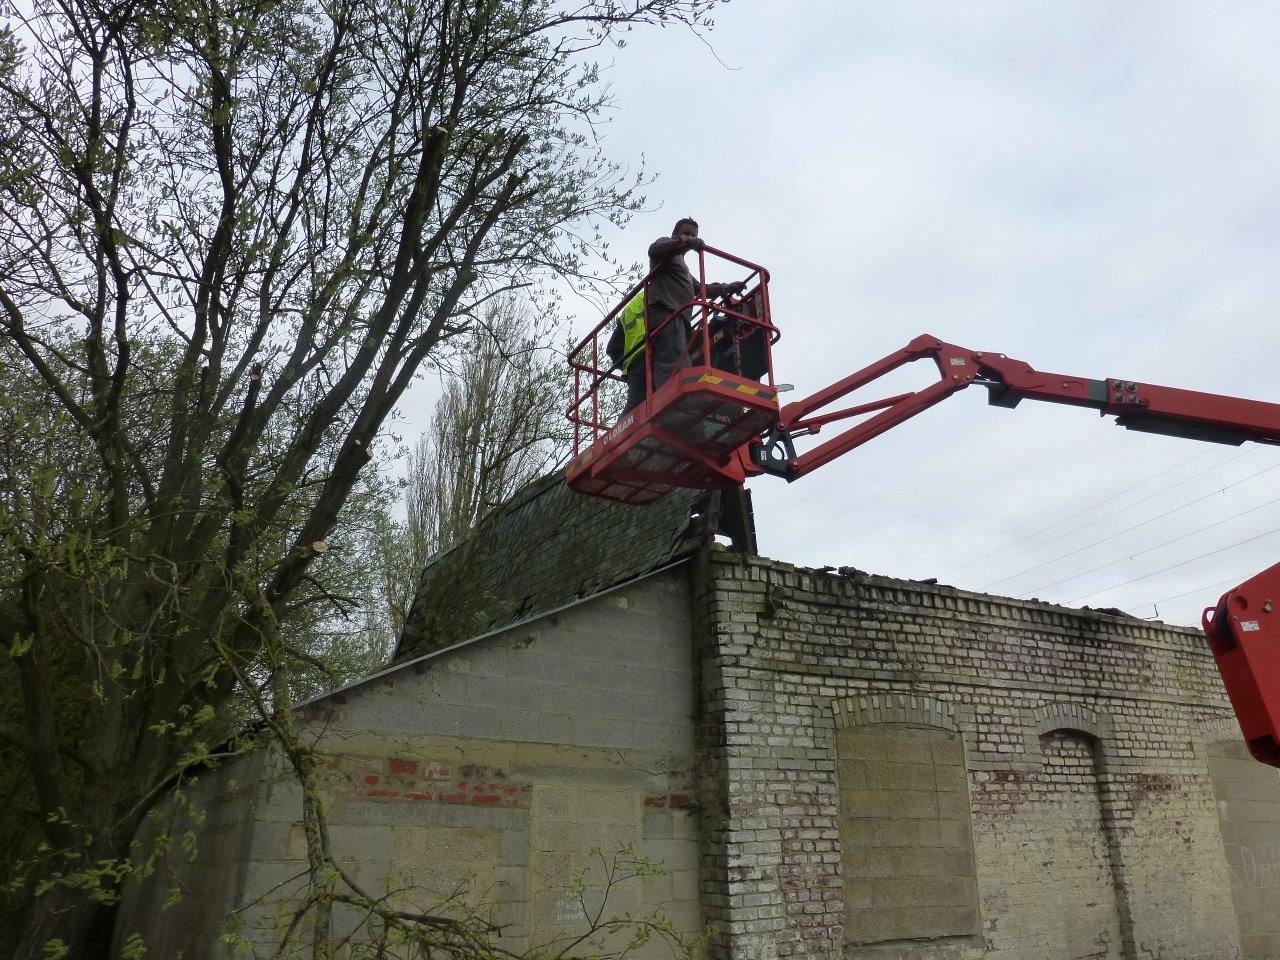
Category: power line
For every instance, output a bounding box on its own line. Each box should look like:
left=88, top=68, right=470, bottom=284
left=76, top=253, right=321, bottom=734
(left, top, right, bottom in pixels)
left=1020, top=494, right=1280, bottom=595
left=939, top=448, right=1219, bottom=577
left=1066, top=526, right=1280, bottom=605
left=959, top=449, right=1253, bottom=580
left=980, top=462, right=1280, bottom=591
left=1123, top=574, right=1253, bottom=616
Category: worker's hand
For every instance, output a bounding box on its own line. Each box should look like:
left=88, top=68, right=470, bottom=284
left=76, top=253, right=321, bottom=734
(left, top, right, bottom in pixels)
left=682, top=235, right=705, bottom=251
left=728, top=280, right=747, bottom=294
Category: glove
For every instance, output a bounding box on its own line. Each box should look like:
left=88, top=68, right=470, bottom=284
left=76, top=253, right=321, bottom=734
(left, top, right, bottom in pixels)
left=684, top=236, right=706, bottom=251
left=728, top=280, right=746, bottom=294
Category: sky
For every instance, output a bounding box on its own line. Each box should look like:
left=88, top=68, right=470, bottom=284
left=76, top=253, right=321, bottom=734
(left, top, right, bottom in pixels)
left=413, top=1, right=1280, bottom=627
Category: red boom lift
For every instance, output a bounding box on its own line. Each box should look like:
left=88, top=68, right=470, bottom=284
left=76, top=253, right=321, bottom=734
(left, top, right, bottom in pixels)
left=566, top=245, right=1280, bottom=767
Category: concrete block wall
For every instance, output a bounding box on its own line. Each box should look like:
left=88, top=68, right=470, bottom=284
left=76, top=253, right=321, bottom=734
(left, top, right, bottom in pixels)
left=115, top=569, right=705, bottom=958
left=836, top=722, right=979, bottom=949
left=114, top=752, right=267, bottom=957
left=691, top=550, right=1276, bottom=960
left=1207, top=732, right=1280, bottom=958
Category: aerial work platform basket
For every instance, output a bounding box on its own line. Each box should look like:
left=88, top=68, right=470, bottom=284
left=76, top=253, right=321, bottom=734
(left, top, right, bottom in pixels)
left=566, top=246, right=780, bottom=505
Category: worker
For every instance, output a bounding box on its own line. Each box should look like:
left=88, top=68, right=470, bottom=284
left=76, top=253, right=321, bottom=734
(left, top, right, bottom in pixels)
left=643, top=217, right=745, bottom=397
left=606, top=288, right=649, bottom=412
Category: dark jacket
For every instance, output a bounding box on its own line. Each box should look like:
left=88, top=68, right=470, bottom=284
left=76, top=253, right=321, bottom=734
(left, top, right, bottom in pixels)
left=646, top=236, right=731, bottom=309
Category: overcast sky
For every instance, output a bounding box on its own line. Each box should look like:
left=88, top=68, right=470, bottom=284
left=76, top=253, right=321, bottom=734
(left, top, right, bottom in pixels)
left=416, top=1, right=1280, bottom=627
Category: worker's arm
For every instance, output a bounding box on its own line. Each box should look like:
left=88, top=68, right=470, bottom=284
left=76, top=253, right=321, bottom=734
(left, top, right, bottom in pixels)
left=647, top=235, right=691, bottom=261
left=646, top=236, right=744, bottom=298
left=705, top=280, right=746, bottom=298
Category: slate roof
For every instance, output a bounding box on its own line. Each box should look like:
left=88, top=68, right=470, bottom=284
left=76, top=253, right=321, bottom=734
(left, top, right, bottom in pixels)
left=393, top=471, right=714, bottom=660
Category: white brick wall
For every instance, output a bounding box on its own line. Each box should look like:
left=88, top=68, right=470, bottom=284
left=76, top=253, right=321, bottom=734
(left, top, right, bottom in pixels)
left=692, top=551, right=1262, bottom=960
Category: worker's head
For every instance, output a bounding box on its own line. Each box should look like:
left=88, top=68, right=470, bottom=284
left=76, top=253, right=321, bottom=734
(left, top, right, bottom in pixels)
left=672, top=217, right=699, bottom=241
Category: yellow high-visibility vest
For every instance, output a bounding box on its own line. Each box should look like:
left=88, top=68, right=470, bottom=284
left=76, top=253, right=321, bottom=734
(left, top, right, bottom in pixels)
left=619, top=291, right=646, bottom=372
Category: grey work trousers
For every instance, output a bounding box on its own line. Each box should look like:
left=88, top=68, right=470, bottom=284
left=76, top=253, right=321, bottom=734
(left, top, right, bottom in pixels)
left=620, top=301, right=691, bottom=413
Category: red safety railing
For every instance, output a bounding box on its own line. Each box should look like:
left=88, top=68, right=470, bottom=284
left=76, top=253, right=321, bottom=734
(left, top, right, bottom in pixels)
left=567, top=244, right=777, bottom=459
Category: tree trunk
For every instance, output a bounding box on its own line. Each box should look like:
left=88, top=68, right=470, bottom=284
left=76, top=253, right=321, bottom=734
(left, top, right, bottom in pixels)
left=15, top=883, right=121, bottom=960
left=13, top=779, right=143, bottom=960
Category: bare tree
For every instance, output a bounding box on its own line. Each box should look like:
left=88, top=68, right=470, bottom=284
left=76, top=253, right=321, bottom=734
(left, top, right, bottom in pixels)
left=0, top=0, right=722, bottom=954
left=378, top=295, right=572, bottom=635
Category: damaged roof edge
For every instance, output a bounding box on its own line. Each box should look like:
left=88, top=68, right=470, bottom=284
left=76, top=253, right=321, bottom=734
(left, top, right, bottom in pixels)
left=297, top=557, right=695, bottom=712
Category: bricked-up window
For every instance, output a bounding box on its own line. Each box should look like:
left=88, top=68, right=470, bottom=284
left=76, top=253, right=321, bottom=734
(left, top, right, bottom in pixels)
left=1208, top=738, right=1280, bottom=959
left=836, top=723, right=979, bottom=947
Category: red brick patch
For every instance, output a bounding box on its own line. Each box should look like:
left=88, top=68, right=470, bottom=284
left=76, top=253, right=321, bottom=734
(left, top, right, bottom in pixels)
left=643, top=793, right=696, bottom=809
left=336, top=760, right=532, bottom=809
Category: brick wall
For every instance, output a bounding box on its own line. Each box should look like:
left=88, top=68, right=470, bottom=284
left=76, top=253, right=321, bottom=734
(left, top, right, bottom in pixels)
left=1036, top=730, right=1124, bottom=959
left=691, top=549, right=1274, bottom=960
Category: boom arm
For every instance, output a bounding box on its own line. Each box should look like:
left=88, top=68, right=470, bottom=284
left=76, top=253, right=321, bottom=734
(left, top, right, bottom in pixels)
left=745, top=333, right=1280, bottom=767
left=750, top=333, right=1280, bottom=478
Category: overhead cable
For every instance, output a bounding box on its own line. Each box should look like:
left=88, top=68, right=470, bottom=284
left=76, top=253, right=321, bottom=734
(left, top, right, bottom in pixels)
left=939, top=448, right=1218, bottom=577
left=980, top=462, right=1280, bottom=590
left=962, top=449, right=1257, bottom=580
left=1066, top=526, right=1280, bottom=605
left=1019, top=494, right=1280, bottom=594
left=1123, top=574, right=1253, bottom=616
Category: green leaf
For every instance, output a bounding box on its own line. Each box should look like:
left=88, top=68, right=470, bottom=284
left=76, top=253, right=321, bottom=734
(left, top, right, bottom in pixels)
left=192, top=704, right=216, bottom=726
